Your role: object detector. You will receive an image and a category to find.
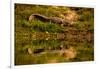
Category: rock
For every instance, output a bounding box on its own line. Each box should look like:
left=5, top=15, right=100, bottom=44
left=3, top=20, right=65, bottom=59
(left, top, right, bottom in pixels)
left=29, top=14, right=69, bottom=26
left=61, top=10, right=79, bottom=24
left=49, top=17, right=64, bottom=24
left=63, top=47, right=77, bottom=60
left=27, top=48, right=33, bottom=55
left=29, top=14, right=49, bottom=22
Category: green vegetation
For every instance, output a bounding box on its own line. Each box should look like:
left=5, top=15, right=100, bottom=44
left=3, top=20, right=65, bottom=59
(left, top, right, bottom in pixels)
left=15, top=4, right=94, bottom=65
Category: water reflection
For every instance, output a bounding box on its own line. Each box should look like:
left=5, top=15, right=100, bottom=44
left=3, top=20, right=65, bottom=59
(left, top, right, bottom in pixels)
left=15, top=31, right=94, bottom=64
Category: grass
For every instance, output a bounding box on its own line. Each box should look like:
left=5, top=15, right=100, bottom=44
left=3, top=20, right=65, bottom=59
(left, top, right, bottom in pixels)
left=15, top=4, right=94, bottom=65
left=16, top=19, right=65, bottom=33
left=30, top=20, right=65, bottom=33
